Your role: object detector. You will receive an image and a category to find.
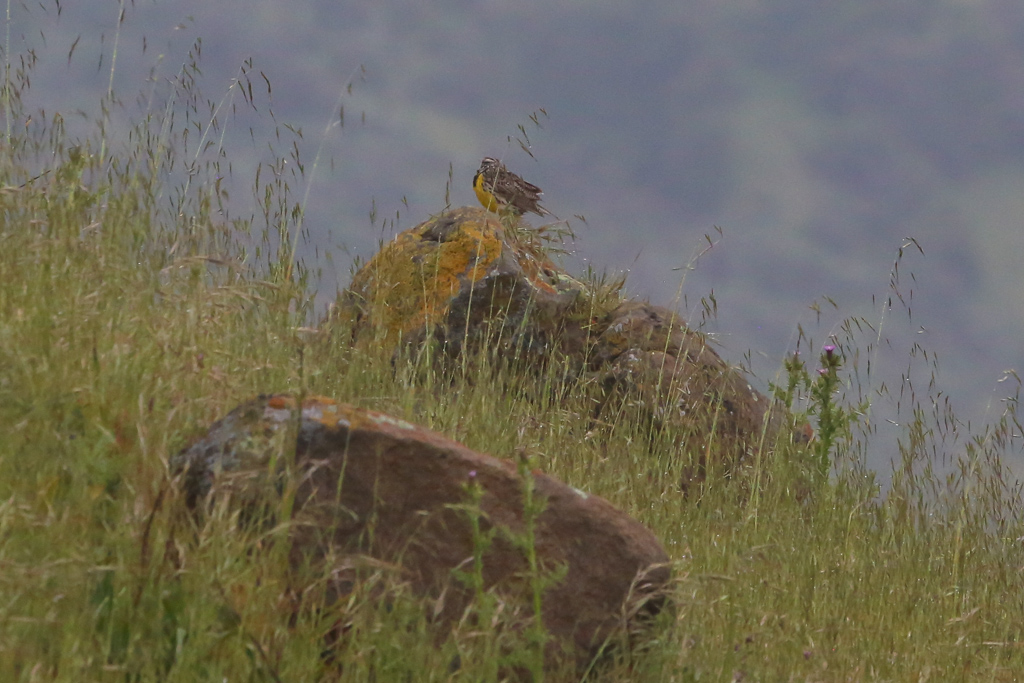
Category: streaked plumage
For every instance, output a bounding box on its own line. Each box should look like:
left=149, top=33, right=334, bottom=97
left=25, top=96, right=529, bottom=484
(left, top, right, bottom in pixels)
left=473, top=157, right=549, bottom=217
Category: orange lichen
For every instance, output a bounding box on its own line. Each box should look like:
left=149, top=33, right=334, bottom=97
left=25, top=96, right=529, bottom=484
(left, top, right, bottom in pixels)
left=267, top=395, right=295, bottom=410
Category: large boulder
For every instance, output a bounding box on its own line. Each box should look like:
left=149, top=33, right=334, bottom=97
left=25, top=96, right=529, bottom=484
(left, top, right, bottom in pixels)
left=330, top=207, right=798, bottom=486
left=173, top=394, right=671, bottom=670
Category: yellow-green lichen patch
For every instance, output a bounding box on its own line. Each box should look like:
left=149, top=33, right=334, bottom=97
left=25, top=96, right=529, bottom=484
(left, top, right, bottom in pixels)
left=346, top=210, right=506, bottom=349
left=429, top=217, right=503, bottom=290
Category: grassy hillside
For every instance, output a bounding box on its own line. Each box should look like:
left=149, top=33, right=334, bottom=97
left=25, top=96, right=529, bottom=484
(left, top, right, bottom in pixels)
left=2, top=45, right=1024, bottom=683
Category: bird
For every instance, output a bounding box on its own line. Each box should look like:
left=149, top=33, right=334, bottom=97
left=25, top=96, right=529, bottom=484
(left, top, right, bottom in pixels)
left=473, top=157, right=549, bottom=217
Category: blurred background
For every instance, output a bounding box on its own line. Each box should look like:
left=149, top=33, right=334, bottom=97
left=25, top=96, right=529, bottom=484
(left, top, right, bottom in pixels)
left=15, top=0, right=1024, bottom=472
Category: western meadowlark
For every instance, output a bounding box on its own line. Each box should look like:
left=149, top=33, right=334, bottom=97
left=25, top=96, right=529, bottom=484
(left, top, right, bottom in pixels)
left=473, top=157, right=549, bottom=217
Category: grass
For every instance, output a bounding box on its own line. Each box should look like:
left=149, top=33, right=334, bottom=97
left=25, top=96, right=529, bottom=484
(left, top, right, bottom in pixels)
left=2, top=21, right=1024, bottom=683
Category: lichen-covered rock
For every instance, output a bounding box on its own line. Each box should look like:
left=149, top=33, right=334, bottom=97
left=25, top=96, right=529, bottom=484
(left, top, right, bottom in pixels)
left=330, top=208, right=800, bottom=487
left=173, top=394, right=672, bottom=670
left=333, top=206, right=584, bottom=359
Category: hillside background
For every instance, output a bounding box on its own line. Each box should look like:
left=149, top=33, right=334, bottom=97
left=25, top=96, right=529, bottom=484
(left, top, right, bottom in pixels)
left=20, top=0, right=1024, bottom=473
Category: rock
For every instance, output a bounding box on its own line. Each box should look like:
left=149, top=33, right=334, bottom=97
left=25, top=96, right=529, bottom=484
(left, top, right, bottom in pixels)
left=590, top=301, right=790, bottom=487
left=329, top=207, right=798, bottom=487
left=333, top=206, right=585, bottom=361
left=173, top=394, right=672, bottom=671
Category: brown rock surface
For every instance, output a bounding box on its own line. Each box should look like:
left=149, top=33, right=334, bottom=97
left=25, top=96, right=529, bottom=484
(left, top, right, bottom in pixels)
left=173, top=394, right=671, bottom=670
left=590, top=301, right=788, bottom=485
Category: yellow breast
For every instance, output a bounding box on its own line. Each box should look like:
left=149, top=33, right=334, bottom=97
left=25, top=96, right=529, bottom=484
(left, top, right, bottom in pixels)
left=473, top=172, right=501, bottom=213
